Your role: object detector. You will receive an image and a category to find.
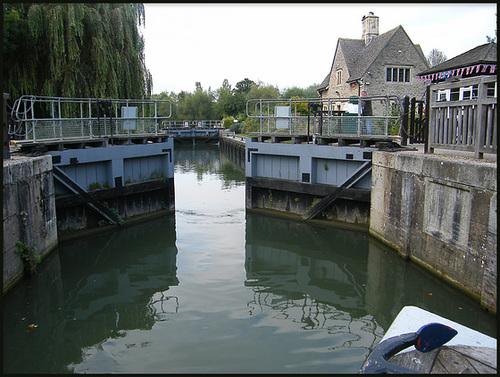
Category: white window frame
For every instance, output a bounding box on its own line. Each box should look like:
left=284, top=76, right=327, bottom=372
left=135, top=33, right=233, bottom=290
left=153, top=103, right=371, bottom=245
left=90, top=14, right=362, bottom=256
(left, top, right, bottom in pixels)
left=437, top=89, right=450, bottom=102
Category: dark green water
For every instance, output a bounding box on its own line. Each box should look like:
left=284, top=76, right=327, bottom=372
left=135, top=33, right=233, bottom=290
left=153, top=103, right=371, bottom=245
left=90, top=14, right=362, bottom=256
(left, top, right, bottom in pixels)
left=3, top=144, right=496, bottom=373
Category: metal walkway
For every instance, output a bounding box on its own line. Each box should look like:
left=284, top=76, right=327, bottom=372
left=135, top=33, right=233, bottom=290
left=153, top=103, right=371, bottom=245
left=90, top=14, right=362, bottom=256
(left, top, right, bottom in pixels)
left=9, top=95, right=172, bottom=142
left=246, top=95, right=403, bottom=144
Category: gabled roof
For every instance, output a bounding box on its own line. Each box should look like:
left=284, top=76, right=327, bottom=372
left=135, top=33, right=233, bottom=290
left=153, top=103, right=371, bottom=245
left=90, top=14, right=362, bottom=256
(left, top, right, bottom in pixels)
left=318, top=25, right=425, bottom=92
left=317, top=73, right=330, bottom=92
left=418, top=42, right=497, bottom=76
left=342, top=26, right=401, bottom=82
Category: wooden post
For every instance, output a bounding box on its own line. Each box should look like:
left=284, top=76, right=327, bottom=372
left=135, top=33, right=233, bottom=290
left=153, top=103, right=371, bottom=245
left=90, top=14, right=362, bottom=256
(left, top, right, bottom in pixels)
left=3, top=93, right=10, bottom=159
left=409, top=97, right=416, bottom=144
left=418, top=98, right=425, bottom=144
left=474, top=77, right=487, bottom=159
left=424, top=85, right=431, bottom=154
left=401, top=96, right=409, bottom=146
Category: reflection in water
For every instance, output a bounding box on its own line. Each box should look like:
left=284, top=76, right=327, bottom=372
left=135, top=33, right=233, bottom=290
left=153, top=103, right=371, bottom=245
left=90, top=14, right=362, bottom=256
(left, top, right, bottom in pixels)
left=3, top=215, right=178, bottom=373
left=244, top=211, right=497, bottom=339
left=245, top=211, right=384, bottom=360
left=174, top=143, right=245, bottom=186
left=364, top=239, right=497, bottom=335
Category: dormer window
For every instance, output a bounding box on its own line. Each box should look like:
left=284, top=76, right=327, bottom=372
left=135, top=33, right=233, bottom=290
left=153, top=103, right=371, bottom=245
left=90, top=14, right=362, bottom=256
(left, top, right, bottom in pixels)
left=336, top=70, right=342, bottom=85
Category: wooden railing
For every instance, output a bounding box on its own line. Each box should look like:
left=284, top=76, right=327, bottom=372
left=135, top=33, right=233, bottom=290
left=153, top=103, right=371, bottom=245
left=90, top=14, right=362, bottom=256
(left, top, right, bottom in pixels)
left=428, top=76, right=497, bottom=159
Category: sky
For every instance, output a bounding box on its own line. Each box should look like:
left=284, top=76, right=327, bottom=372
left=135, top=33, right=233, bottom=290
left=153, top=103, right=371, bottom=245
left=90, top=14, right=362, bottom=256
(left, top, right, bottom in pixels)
left=141, top=3, right=497, bottom=95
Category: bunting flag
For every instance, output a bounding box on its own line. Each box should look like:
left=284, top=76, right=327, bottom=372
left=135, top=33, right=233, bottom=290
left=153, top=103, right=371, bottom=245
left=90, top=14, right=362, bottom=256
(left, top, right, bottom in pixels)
left=416, top=64, right=497, bottom=82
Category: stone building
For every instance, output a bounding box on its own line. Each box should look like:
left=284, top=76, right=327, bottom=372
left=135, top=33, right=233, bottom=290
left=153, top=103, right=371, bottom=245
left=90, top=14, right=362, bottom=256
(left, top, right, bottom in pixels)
left=317, top=12, right=430, bottom=113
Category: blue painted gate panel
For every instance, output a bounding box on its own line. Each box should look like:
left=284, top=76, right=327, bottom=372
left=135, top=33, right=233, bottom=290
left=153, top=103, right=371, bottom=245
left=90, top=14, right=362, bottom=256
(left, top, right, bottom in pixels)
left=61, top=161, right=110, bottom=191
left=314, top=158, right=365, bottom=186
left=254, top=154, right=299, bottom=181
left=124, top=155, right=167, bottom=183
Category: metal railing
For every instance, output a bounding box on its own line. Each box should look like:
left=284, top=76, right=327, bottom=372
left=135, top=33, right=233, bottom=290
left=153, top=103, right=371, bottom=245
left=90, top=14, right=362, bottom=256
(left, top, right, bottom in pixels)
left=9, top=95, right=172, bottom=142
left=161, top=120, right=223, bottom=129
left=165, top=128, right=220, bottom=138
left=428, top=76, right=497, bottom=159
left=246, top=95, right=402, bottom=137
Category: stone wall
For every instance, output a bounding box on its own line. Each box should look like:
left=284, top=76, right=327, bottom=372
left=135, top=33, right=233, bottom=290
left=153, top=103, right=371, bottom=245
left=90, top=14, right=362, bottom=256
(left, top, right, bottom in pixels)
left=366, top=28, right=429, bottom=100
left=3, top=155, right=58, bottom=292
left=370, top=151, right=497, bottom=312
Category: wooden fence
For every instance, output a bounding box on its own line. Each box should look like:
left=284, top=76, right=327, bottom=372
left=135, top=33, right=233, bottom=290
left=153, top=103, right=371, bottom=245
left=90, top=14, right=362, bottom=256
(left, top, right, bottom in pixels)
left=427, top=76, right=497, bottom=159
left=401, top=96, right=426, bottom=146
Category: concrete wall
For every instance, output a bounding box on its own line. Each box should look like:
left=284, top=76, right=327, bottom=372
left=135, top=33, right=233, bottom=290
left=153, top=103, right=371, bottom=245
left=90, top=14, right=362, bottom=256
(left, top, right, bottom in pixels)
left=370, top=151, right=497, bottom=312
left=3, top=155, right=58, bottom=292
left=219, top=137, right=245, bottom=170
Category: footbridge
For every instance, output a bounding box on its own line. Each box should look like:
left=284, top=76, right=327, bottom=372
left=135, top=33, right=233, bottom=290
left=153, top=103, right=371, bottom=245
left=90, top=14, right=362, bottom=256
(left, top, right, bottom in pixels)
left=9, top=95, right=172, bottom=143
left=8, top=95, right=224, bottom=151
left=6, top=94, right=406, bottom=226
left=245, top=95, right=403, bottom=147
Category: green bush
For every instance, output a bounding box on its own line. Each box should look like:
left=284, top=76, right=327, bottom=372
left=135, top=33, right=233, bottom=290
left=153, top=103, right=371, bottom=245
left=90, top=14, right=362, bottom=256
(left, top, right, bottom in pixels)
left=15, top=241, right=41, bottom=264
left=229, top=122, right=245, bottom=134
left=222, top=116, right=235, bottom=129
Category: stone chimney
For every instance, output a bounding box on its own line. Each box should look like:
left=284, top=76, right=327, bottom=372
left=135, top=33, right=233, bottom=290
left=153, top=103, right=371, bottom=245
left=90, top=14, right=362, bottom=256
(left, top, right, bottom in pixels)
left=362, top=12, right=379, bottom=45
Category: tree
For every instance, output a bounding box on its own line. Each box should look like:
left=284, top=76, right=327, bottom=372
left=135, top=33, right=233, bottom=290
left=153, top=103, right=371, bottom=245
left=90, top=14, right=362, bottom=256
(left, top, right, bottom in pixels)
left=175, top=83, right=216, bottom=120
left=281, top=84, right=319, bottom=99
left=3, top=3, right=152, bottom=100
left=426, top=48, right=447, bottom=67
left=235, top=78, right=255, bottom=95
left=486, top=14, right=497, bottom=43
left=152, top=90, right=178, bottom=121
left=247, top=81, right=280, bottom=100
left=151, top=80, right=323, bottom=124
left=214, top=79, right=245, bottom=118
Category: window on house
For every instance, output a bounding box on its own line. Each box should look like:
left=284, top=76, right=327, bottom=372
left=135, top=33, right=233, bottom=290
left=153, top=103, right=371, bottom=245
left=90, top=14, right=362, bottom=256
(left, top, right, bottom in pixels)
left=437, top=89, right=450, bottom=102
left=450, top=88, right=460, bottom=101
left=459, top=85, right=478, bottom=100
left=336, top=71, right=342, bottom=85
left=386, top=67, right=411, bottom=82
left=486, top=82, right=496, bottom=98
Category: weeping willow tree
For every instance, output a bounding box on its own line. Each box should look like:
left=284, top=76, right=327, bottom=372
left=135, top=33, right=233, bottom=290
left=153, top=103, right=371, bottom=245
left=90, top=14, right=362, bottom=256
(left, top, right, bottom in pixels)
left=3, top=3, right=152, bottom=100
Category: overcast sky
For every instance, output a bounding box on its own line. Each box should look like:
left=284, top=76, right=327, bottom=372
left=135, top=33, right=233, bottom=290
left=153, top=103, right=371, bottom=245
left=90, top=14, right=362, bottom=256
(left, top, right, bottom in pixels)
left=141, top=3, right=497, bottom=95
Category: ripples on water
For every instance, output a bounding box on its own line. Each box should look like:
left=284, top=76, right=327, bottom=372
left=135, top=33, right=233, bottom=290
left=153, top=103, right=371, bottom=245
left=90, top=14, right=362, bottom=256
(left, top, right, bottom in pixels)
left=2, top=144, right=496, bottom=373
